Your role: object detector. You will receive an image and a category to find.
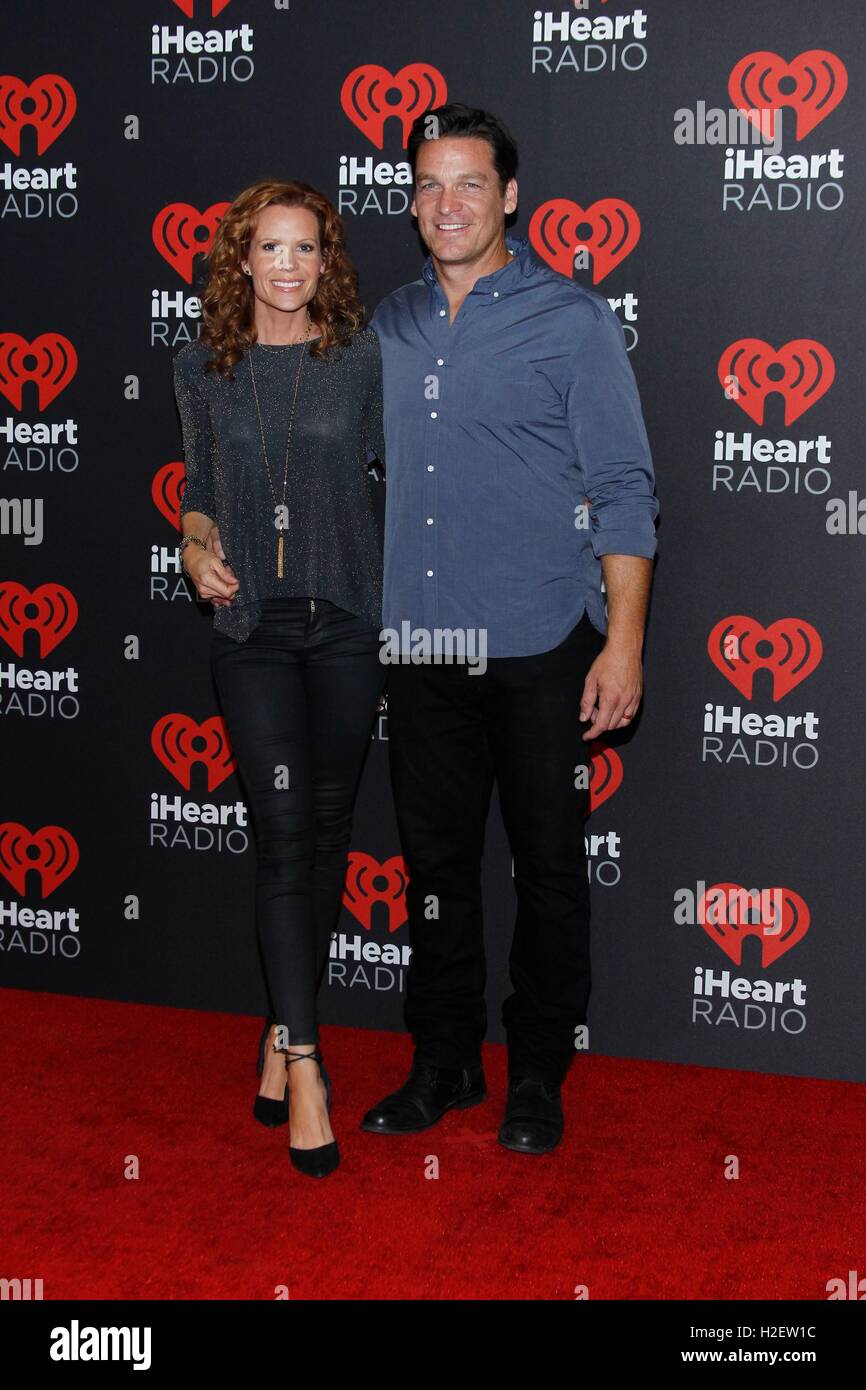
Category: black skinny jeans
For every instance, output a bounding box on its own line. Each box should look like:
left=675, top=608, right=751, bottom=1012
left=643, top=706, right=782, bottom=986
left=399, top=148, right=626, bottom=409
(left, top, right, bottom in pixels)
left=387, top=611, right=606, bottom=1086
left=211, top=597, right=384, bottom=1045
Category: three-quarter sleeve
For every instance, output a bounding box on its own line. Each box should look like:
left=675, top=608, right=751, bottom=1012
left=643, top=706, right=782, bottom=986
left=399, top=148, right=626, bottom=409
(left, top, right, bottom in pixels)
left=564, top=298, right=659, bottom=559
left=173, top=351, right=217, bottom=520
left=364, top=325, right=386, bottom=472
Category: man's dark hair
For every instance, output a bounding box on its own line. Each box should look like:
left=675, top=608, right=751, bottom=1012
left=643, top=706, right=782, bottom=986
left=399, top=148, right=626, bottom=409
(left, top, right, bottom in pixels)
left=407, top=103, right=519, bottom=193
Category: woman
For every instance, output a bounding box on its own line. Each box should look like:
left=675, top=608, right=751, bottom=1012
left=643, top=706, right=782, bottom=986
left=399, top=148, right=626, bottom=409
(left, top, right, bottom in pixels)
left=173, top=180, right=385, bottom=1178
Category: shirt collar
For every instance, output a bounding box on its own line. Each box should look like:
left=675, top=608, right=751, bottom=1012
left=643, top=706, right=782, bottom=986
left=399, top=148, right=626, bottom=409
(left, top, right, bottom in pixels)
left=422, top=234, right=534, bottom=297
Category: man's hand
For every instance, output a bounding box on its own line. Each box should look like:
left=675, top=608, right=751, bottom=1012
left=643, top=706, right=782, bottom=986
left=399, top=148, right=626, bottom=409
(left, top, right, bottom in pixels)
left=579, top=641, right=643, bottom=740
left=580, top=553, right=653, bottom=738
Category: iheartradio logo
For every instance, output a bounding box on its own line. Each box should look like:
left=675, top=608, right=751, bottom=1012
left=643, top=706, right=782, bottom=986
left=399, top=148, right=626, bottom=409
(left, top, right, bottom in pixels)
left=588, top=743, right=622, bottom=814
left=0, top=822, right=79, bottom=898
left=341, top=63, right=447, bottom=148
left=729, top=50, right=848, bottom=142
left=0, top=581, right=78, bottom=658
left=170, top=0, right=233, bottom=15
left=152, top=202, right=231, bottom=283
left=342, top=852, right=408, bottom=933
left=708, top=616, right=822, bottom=702
left=718, top=339, right=834, bottom=427
left=0, top=75, right=76, bottom=156
left=153, top=462, right=186, bottom=530
left=151, top=713, right=236, bottom=792
left=698, top=883, right=809, bottom=967
left=0, top=334, right=78, bottom=411
left=529, top=198, right=640, bottom=283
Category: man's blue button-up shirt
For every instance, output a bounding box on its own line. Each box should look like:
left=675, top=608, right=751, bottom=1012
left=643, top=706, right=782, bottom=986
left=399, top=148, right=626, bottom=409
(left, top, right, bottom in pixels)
left=369, top=234, right=659, bottom=658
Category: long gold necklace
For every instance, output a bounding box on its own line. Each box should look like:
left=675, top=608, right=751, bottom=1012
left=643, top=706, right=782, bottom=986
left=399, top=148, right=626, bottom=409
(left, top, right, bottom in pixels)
left=248, top=310, right=312, bottom=578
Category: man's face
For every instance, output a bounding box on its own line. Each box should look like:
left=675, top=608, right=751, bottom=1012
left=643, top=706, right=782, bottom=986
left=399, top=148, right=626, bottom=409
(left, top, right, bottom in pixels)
left=411, top=135, right=517, bottom=266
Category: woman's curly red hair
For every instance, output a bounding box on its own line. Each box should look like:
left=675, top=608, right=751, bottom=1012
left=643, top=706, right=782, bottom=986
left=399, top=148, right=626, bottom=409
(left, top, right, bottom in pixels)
left=198, top=179, right=366, bottom=378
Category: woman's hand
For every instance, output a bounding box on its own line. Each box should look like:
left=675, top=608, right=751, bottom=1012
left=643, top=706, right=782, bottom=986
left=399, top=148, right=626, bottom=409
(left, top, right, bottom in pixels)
left=206, top=523, right=226, bottom=563
left=183, top=542, right=239, bottom=607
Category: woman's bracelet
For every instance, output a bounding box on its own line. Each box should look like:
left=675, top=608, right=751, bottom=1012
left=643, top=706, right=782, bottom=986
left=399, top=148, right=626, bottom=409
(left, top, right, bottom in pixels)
left=178, top=535, right=207, bottom=554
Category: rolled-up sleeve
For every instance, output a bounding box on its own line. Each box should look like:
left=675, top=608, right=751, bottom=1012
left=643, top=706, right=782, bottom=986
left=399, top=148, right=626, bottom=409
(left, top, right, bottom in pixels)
left=173, top=352, right=217, bottom=520
left=564, top=299, right=659, bottom=559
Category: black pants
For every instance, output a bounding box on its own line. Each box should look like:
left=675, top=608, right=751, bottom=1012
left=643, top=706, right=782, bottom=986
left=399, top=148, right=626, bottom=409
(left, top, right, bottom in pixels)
left=386, top=612, right=606, bottom=1086
left=211, top=597, right=384, bottom=1044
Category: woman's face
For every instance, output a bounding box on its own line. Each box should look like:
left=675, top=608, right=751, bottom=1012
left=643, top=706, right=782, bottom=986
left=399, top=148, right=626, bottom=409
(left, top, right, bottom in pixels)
left=242, top=204, right=324, bottom=321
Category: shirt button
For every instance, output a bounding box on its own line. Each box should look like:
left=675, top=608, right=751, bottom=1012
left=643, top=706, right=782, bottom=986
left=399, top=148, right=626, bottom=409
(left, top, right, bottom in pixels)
left=430, top=411, right=437, bottom=419
left=426, top=518, right=434, bottom=525
left=426, top=570, right=433, bottom=578
left=436, top=358, right=444, bottom=366
left=493, top=291, right=499, bottom=298
left=427, top=465, right=434, bottom=472
left=439, top=309, right=446, bottom=317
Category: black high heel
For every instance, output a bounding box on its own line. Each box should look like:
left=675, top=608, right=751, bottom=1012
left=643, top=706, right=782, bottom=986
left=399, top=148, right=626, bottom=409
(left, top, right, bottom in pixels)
left=281, top=1048, right=339, bottom=1178
left=253, top=1021, right=331, bottom=1126
left=253, top=1018, right=288, bottom=1128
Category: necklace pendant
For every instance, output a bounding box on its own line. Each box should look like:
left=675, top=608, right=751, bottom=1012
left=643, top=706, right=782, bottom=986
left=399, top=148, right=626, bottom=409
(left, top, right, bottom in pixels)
left=277, top=532, right=284, bottom=579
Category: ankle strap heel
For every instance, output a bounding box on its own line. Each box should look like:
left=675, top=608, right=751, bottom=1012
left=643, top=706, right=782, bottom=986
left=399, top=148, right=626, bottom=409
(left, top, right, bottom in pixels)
left=281, top=1046, right=324, bottom=1069
left=277, top=1047, right=330, bottom=1111
left=278, top=1048, right=339, bottom=1178
left=252, top=1019, right=288, bottom=1129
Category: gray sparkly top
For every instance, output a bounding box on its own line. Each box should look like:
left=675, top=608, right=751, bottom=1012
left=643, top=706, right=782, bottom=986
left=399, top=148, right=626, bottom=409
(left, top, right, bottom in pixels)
left=172, top=327, right=385, bottom=642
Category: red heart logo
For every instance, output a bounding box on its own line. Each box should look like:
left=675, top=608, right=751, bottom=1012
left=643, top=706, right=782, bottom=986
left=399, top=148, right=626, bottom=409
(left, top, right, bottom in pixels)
left=152, top=462, right=187, bottom=531
left=729, top=50, right=848, bottom=142
left=708, top=615, right=822, bottom=702
left=0, top=822, right=79, bottom=898
left=171, top=0, right=232, bottom=16
left=529, top=198, right=640, bottom=284
left=152, top=202, right=231, bottom=284
left=587, top=742, right=623, bottom=814
left=342, top=852, right=408, bottom=932
left=0, top=333, right=78, bottom=411
left=151, top=714, right=237, bottom=792
left=0, top=581, right=78, bottom=658
left=718, top=338, right=834, bottom=426
left=698, top=883, right=810, bottom=967
left=341, top=63, right=448, bottom=149
left=0, top=75, right=77, bottom=156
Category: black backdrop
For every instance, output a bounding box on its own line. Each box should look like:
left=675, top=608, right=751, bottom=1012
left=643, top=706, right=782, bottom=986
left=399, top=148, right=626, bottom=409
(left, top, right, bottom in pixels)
left=3, top=0, right=864, bottom=1082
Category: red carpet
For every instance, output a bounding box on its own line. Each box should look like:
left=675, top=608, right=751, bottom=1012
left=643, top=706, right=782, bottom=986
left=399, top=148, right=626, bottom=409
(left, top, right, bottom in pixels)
left=1, top=987, right=863, bottom=1300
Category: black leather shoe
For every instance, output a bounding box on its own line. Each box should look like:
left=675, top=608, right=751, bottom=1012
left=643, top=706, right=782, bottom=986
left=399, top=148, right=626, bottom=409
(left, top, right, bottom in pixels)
left=360, top=1062, right=486, bottom=1134
left=498, top=1077, right=563, bottom=1154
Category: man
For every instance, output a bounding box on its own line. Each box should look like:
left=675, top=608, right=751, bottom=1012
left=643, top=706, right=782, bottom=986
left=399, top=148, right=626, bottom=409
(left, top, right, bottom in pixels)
left=365, top=102, right=659, bottom=1155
